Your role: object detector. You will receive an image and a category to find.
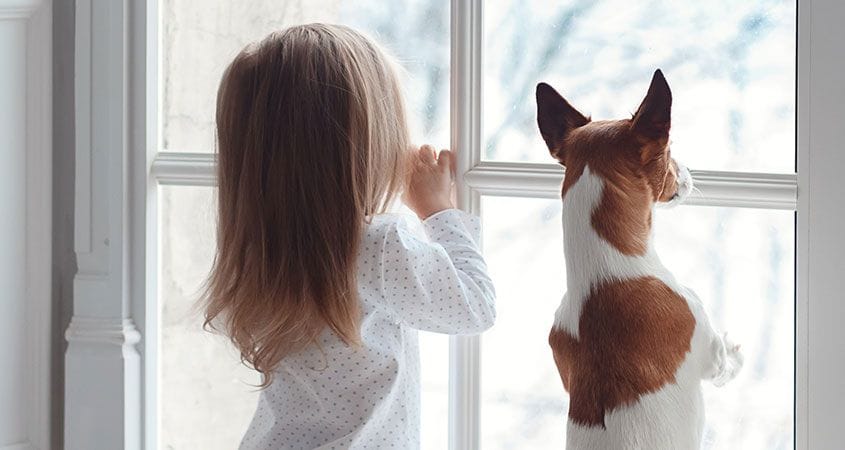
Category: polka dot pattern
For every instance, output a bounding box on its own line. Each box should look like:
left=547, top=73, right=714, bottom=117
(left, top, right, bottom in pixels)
left=240, top=209, right=497, bottom=449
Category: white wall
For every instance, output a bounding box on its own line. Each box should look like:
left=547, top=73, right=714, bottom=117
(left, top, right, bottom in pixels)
left=0, top=0, right=51, bottom=449
left=0, top=13, right=30, bottom=448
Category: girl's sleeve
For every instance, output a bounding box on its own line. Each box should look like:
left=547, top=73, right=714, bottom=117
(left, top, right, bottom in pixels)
left=378, top=209, right=497, bottom=334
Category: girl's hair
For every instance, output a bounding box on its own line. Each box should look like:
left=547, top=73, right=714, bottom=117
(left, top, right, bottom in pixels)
left=203, top=24, right=410, bottom=386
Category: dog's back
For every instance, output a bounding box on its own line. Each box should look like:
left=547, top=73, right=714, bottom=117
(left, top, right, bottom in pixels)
left=536, top=71, right=742, bottom=449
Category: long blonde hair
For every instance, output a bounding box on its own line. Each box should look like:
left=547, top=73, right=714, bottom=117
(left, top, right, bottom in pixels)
left=204, top=24, right=410, bottom=386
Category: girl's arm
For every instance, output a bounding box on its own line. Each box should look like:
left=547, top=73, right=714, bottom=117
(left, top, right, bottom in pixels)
left=378, top=209, right=496, bottom=334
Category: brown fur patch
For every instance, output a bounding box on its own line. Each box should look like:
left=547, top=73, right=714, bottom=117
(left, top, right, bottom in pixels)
left=548, top=276, right=695, bottom=427
left=558, top=121, right=672, bottom=256
left=590, top=173, right=653, bottom=256
left=539, top=71, right=678, bottom=256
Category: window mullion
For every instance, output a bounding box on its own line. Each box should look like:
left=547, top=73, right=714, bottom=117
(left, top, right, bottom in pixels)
left=151, top=151, right=216, bottom=186
left=464, top=162, right=799, bottom=210
left=149, top=151, right=799, bottom=210
left=450, top=0, right=484, bottom=449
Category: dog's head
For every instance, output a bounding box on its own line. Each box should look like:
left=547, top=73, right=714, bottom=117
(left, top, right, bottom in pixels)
left=536, top=70, right=691, bottom=207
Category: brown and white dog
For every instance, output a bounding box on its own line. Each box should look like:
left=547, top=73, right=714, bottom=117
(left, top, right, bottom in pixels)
left=536, top=70, right=743, bottom=449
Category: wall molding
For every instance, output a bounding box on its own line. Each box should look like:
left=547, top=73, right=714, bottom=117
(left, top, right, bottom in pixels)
left=65, top=0, right=145, bottom=449
left=72, top=0, right=92, bottom=257
left=65, top=317, right=142, bottom=346
left=0, top=0, right=52, bottom=449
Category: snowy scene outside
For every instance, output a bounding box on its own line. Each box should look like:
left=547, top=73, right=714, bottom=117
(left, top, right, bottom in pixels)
left=483, top=0, right=795, bottom=173
left=159, top=0, right=795, bottom=449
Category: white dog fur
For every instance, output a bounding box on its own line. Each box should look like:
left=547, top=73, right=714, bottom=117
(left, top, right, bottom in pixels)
left=554, top=164, right=743, bottom=449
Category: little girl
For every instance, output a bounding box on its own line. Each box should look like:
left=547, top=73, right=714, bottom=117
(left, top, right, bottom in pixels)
left=203, top=24, right=497, bottom=449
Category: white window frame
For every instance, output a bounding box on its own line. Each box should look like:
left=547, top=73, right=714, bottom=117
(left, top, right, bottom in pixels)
left=65, top=0, right=845, bottom=449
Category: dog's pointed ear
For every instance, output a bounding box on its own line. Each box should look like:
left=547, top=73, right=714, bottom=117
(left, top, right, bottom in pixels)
left=631, top=69, right=672, bottom=140
left=536, top=82, right=589, bottom=166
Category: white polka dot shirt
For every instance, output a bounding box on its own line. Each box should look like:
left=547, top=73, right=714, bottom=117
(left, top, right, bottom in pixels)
left=239, top=209, right=497, bottom=449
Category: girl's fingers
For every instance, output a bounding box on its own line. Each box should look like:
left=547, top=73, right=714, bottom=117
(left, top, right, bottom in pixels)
left=418, top=145, right=436, bottom=164
left=437, top=149, right=452, bottom=173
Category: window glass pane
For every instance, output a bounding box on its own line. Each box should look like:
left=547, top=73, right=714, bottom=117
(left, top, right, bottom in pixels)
left=161, top=0, right=449, bottom=153
left=480, top=196, right=794, bottom=449
left=483, top=0, right=796, bottom=173
left=159, top=185, right=258, bottom=449
left=160, top=0, right=450, bottom=445
left=159, top=186, right=449, bottom=449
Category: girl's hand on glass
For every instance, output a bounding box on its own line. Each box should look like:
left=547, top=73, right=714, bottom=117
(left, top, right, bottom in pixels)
left=403, top=145, right=455, bottom=220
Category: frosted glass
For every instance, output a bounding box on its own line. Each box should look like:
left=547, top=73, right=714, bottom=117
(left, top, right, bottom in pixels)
left=161, top=0, right=449, bottom=153
left=159, top=185, right=258, bottom=449
left=483, top=0, right=796, bottom=173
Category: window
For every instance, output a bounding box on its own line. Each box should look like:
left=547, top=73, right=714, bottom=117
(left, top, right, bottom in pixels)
left=480, top=199, right=794, bottom=449
left=477, top=1, right=796, bottom=448
left=152, top=0, right=799, bottom=449
left=157, top=1, right=450, bottom=449
left=483, top=0, right=796, bottom=173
